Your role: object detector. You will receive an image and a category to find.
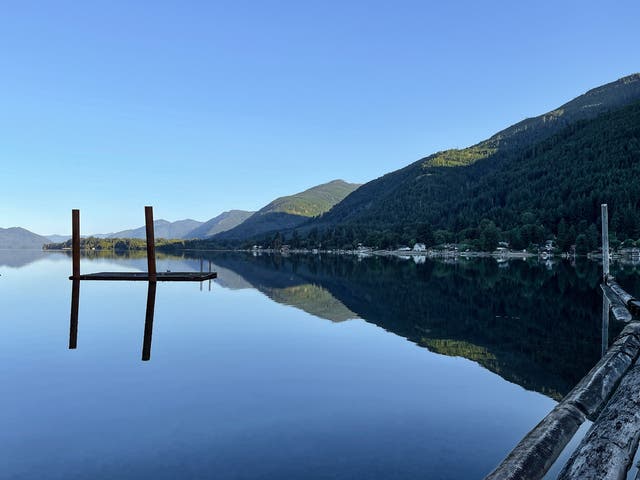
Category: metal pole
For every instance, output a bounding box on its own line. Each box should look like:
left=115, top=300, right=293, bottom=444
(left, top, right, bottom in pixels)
left=145, top=206, right=157, bottom=281
left=601, top=204, right=610, bottom=283
left=72, top=209, right=80, bottom=279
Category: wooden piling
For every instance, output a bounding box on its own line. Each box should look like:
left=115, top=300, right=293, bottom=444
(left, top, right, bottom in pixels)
left=602, top=204, right=610, bottom=282
left=142, top=281, right=157, bottom=361
left=72, top=209, right=80, bottom=279
left=145, top=206, right=157, bottom=281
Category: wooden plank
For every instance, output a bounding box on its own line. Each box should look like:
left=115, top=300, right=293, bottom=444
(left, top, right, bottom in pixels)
left=70, top=272, right=217, bottom=282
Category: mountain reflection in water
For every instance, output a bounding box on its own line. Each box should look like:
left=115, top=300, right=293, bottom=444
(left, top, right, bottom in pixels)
left=186, top=252, right=634, bottom=401
left=15, top=249, right=635, bottom=400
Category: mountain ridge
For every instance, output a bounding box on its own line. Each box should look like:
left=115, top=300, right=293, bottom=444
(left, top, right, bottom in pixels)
left=214, top=179, right=361, bottom=240
left=108, top=218, right=204, bottom=240
left=301, top=73, right=640, bottom=248
left=0, top=227, right=51, bottom=249
left=187, top=210, right=255, bottom=238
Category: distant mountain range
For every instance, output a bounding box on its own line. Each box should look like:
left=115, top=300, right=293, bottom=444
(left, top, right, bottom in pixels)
left=107, top=219, right=203, bottom=240
left=187, top=210, right=255, bottom=238
left=90, top=179, right=358, bottom=243
left=6, top=179, right=358, bottom=248
left=0, top=227, right=51, bottom=249
left=93, top=210, right=255, bottom=240
left=46, top=234, right=72, bottom=243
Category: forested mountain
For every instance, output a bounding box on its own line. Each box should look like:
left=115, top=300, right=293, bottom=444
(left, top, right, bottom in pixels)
left=0, top=227, right=51, bottom=249
left=214, top=180, right=361, bottom=240
left=301, top=74, right=640, bottom=250
left=187, top=210, right=254, bottom=238
left=108, top=219, right=203, bottom=239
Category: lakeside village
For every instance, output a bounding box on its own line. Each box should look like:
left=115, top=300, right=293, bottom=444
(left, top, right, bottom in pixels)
left=45, top=233, right=640, bottom=265
left=249, top=240, right=640, bottom=264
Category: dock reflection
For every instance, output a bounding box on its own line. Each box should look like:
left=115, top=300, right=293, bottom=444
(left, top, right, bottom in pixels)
left=68, top=280, right=160, bottom=361
left=69, top=279, right=79, bottom=349
left=142, top=282, right=156, bottom=361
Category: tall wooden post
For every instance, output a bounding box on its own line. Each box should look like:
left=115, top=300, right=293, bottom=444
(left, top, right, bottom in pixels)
left=145, top=206, right=157, bottom=281
left=72, top=209, right=80, bottom=279
left=601, top=204, right=610, bottom=282
left=142, top=281, right=157, bottom=361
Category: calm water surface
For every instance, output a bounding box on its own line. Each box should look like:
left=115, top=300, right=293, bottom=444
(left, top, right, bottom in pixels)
left=1, top=250, right=638, bottom=479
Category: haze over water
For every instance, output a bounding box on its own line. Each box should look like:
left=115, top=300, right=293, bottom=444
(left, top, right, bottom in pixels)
left=1, top=251, right=637, bottom=479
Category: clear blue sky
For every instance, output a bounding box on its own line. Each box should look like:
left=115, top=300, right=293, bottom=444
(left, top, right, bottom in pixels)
left=1, top=0, right=639, bottom=234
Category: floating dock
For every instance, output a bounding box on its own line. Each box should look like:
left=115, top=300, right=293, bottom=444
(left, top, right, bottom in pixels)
left=74, top=271, right=216, bottom=281
left=68, top=206, right=216, bottom=282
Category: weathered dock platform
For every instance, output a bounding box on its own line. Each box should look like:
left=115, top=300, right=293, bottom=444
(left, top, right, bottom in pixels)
left=67, top=206, right=217, bottom=362
left=71, top=271, right=217, bottom=281
left=69, top=206, right=216, bottom=283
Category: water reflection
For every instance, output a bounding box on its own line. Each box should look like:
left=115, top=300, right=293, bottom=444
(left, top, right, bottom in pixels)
left=601, top=287, right=610, bottom=357
left=69, top=279, right=79, bottom=349
left=142, top=282, right=157, bottom=361
left=68, top=279, right=159, bottom=361
left=59, top=250, right=637, bottom=396
left=0, top=249, right=67, bottom=268
left=188, top=252, right=634, bottom=400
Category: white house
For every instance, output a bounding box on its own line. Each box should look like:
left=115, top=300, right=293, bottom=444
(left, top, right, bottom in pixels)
left=413, top=243, right=426, bottom=252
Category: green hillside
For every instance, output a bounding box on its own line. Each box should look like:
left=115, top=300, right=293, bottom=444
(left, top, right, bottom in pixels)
left=306, top=74, right=640, bottom=250
left=214, top=179, right=361, bottom=240
left=259, top=179, right=362, bottom=217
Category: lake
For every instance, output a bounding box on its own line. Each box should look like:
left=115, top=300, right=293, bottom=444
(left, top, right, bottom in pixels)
left=1, top=250, right=638, bottom=479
